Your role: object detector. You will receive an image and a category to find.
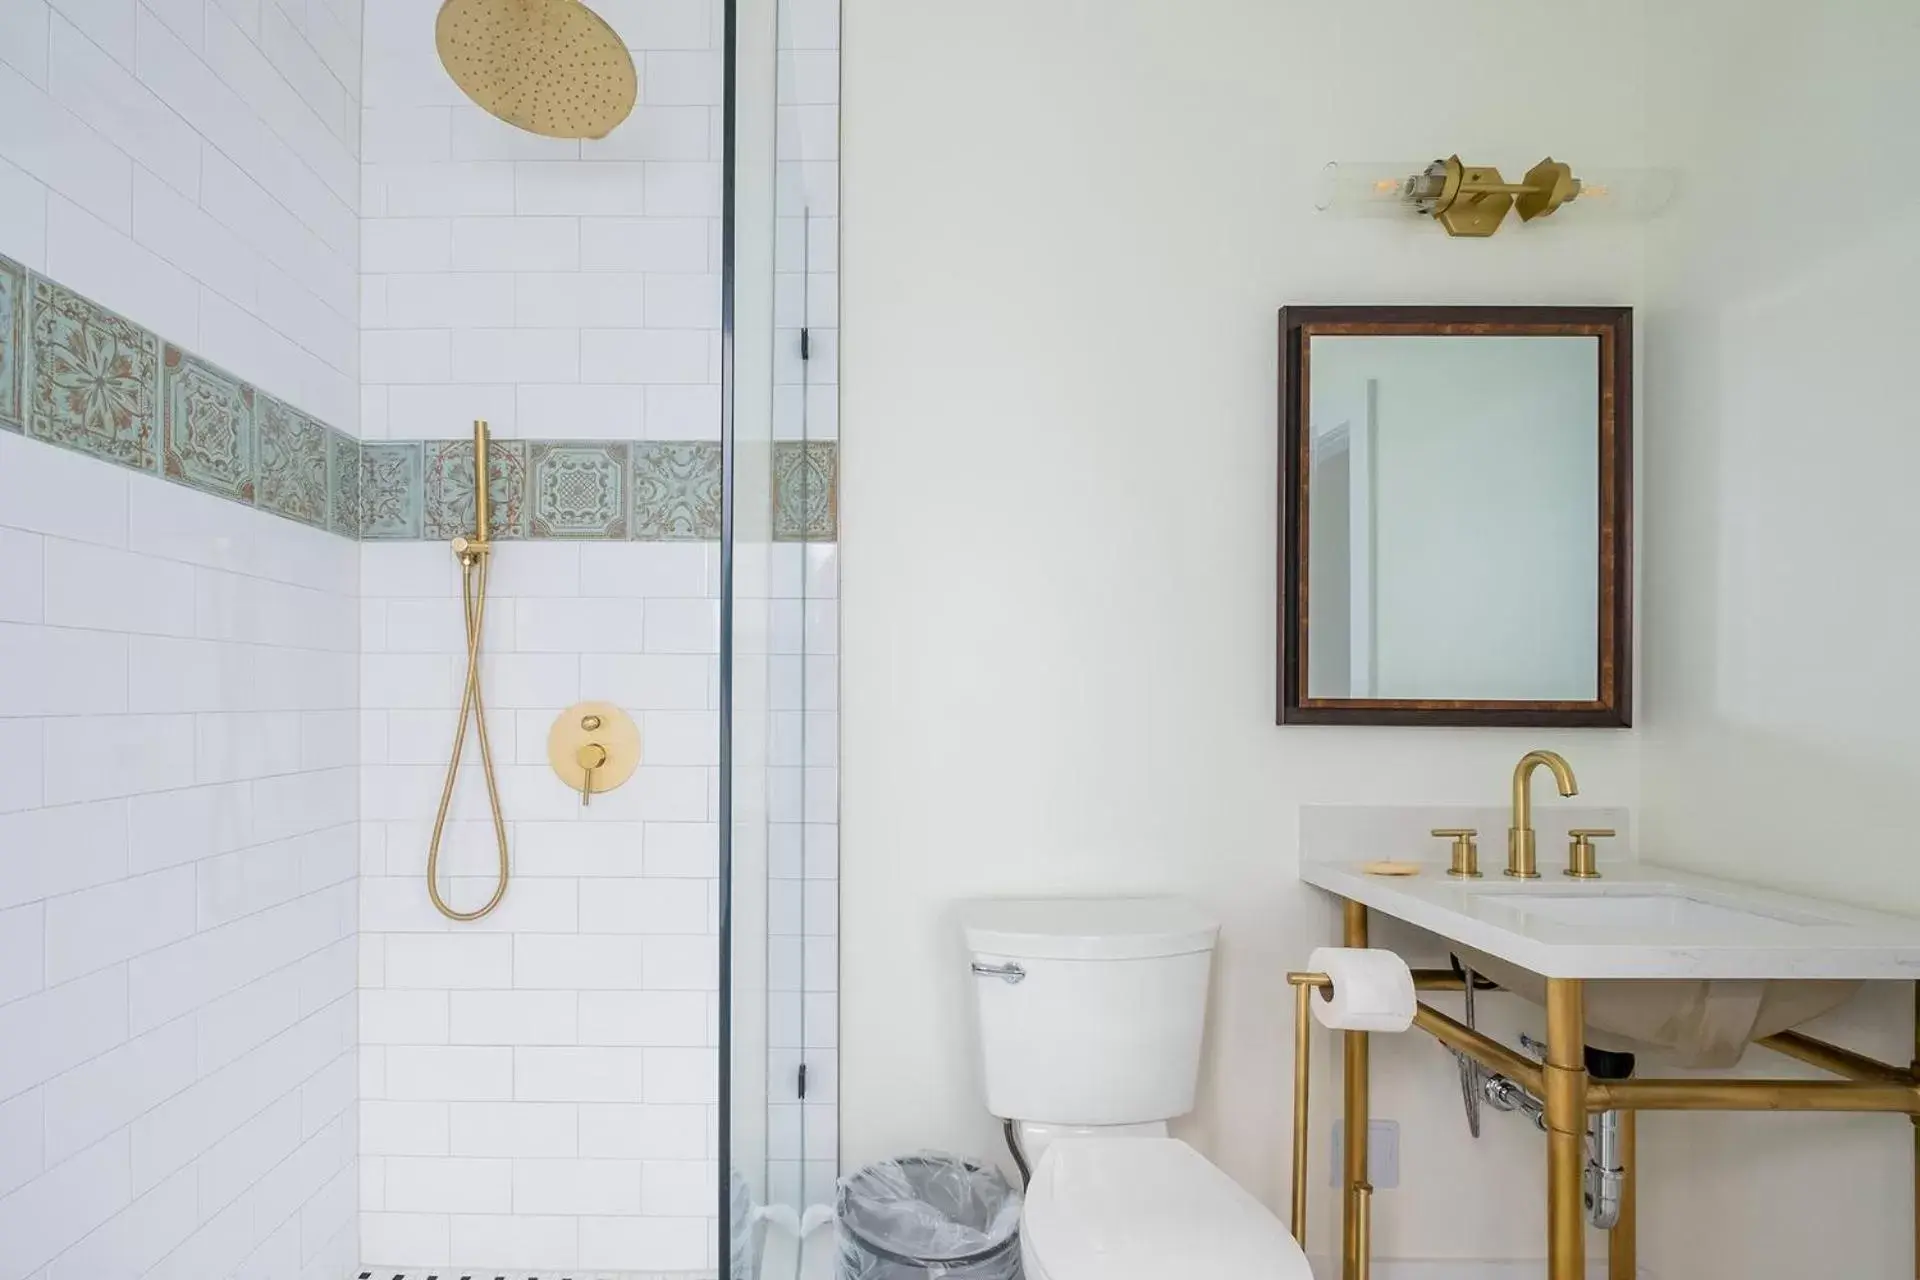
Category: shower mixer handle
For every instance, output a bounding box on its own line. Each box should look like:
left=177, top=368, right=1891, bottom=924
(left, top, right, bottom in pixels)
left=576, top=742, right=609, bottom=805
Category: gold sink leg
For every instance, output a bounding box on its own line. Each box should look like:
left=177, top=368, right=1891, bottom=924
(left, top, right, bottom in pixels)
left=1342, top=900, right=1370, bottom=1280
left=1609, top=1109, right=1636, bottom=1280
left=1546, top=978, right=1589, bottom=1280
left=1911, top=980, right=1919, bottom=1279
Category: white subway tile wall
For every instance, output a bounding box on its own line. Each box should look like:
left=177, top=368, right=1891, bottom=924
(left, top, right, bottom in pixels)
left=0, top=0, right=361, bottom=435
left=0, top=0, right=839, bottom=1272
left=360, top=0, right=724, bottom=444
left=0, top=430, right=359, bottom=1280
left=357, top=540, right=727, bottom=1273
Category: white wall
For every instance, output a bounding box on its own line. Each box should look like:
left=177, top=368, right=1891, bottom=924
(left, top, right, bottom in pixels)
left=358, top=0, right=721, bottom=444
left=0, top=4, right=361, bottom=1278
left=355, top=540, right=722, bottom=1275
left=0, top=0, right=360, bottom=433
left=1637, top=1, right=1920, bottom=1275
left=354, top=4, right=730, bottom=1271
left=0, top=431, right=359, bottom=1280
left=839, top=0, right=1647, bottom=1266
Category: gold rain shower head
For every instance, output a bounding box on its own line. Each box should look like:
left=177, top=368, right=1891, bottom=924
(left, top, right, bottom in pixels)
left=435, top=0, right=637, bottom=140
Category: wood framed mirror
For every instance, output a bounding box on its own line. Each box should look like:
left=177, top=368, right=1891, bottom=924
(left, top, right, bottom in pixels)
left=1278, top=305, right=1632, bottom=727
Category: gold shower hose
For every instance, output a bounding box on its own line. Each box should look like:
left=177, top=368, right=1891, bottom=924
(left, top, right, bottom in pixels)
left=426, top=422, right=510, bottom=921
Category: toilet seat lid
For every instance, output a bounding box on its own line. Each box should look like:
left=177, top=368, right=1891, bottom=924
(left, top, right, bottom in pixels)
left=1022, top=1138, right=1312, bottom=1280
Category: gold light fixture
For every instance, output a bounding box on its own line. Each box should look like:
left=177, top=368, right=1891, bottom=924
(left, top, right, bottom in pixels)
left=1316, top=156, right=1673, bottom=237
left=436, top=0, right=637, bottom=140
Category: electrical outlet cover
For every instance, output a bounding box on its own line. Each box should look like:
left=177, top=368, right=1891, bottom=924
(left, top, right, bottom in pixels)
left=1330, top=1118, right=1400, bottom=1189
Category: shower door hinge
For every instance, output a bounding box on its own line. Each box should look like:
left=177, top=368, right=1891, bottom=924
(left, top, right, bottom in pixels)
left=800, top=327, right=811, bottom=360
left=798, top=1062, right=809, bottom=1100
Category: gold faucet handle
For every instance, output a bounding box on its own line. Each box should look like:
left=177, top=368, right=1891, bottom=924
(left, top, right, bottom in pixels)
left=1431, top=828, right=1481, bottom=879
left=1566, top=828, right=1614, bottom=880
left=575, top=742, right=609, bottom=806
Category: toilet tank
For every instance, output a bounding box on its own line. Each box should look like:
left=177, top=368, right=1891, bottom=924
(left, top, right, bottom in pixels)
left=959, top=897, right=1219, bottom=1127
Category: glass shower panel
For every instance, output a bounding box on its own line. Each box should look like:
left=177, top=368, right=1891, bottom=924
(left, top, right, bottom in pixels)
left=773, top=0, right=842, bottom=1217
left=725, top=0, right=839, bottom=1272
left=723, top=0, right=780, bottom=1273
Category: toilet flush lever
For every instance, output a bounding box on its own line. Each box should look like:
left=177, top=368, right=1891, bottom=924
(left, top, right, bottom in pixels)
left=971, top=961, right=1026, bottom=984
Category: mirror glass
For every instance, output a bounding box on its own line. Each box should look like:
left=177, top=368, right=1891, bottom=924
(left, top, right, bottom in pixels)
left=1304, top=334, right=1600, bottom=702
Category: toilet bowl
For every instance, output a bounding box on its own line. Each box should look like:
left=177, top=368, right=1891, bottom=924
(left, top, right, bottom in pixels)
left=958, top=897, right=1311, bottom=1280
left=1022, top=1138, right=1313, bottom=1280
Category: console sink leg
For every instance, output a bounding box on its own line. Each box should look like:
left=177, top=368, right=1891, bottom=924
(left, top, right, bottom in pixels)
left=1342, top=900, right=1370, bottom=1280
left=1546, top=978, right=1588, bottom=1280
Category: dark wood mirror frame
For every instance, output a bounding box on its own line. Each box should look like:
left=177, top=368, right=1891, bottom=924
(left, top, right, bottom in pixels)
left=1277, top=305, right=1633, bottom=728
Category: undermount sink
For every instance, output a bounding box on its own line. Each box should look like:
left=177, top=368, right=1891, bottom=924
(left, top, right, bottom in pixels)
left=1447, top=884, right=1858, bottom=1066
left=1464, top=884, right=1844, bottom=933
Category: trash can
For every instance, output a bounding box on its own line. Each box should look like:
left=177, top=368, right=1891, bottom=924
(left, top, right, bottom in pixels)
left=837, top=1152, right=1023, bottom=1279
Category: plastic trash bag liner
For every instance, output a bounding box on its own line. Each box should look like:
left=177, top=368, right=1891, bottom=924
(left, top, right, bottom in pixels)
left=837, top=1152, right=1023, bottom=1279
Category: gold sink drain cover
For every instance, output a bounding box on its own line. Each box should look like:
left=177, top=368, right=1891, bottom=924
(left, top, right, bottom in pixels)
left=436, top=0, right=637, bottom=140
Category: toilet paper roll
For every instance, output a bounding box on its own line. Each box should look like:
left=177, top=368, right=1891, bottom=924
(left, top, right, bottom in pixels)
left=1308, top=947, right=1416, bottom=1033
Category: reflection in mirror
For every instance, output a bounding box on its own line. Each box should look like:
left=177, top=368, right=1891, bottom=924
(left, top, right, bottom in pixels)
left=1306, top=336, right=1599, bottom=701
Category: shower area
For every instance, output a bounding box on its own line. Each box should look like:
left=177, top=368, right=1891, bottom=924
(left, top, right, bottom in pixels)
left=0, top=0, right=837, bottom=1275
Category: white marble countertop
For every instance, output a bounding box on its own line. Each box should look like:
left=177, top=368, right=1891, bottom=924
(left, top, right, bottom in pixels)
left=1300, top=856, right=1920, bottom=980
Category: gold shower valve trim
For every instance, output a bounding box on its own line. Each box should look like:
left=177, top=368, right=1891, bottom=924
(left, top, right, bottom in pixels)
left=550, top=702, right=640, bottom=802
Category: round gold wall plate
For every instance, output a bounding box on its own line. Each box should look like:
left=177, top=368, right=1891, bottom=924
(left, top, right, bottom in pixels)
left=549, top=701, right=641, bottom=798
left=436, top=0, right=637, bottom=140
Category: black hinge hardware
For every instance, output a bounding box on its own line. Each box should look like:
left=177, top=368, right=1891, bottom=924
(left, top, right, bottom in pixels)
left=800, top=327, right=811, bottom=360
left=798, top=1062, right=809, bottom=1100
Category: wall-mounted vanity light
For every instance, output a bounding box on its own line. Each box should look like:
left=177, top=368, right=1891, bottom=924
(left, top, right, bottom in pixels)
left=1316, top=157, right=1672, bottom=237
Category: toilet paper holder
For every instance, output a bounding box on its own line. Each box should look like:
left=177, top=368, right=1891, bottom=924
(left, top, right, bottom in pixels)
left=1285, top=969, right=1351, bottom=1265
left=1286, top=951, right=1413, bottom=1279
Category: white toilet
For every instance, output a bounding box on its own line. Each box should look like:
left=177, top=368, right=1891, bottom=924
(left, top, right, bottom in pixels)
left=959, top=897, right=1314, bottom=1280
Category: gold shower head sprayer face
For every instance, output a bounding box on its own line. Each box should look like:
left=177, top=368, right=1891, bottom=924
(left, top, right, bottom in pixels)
left=436, top=0, right=637, bottom=140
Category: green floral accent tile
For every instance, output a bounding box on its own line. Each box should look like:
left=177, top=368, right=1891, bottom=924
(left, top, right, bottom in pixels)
left=773, top=440, right=838, bottom=542
left=28, top=276, right=159, bottom=470
left=256, top=396, right=330, bottom=527
left=0, top=255, right=23, bottom=431
left=161, top=346, right=254, bottom=502
left=13, top=252, right=848, bottom=545
left=424, top=438, right=528, bottom=540
left=529, top=441, right=630, bottom=539
left=328, top=430, right=361, bottom=538
left=631, top=441, right=722, bottom=540
left=360, top=441, right=424, bottom=540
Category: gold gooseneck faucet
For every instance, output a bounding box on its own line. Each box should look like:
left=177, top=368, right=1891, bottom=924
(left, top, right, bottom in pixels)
left=1508, top=749, right=1577, bottom=879
left=426, top=420, right=511, bottom=921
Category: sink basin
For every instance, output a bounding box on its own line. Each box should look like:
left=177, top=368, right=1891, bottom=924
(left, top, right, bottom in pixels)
left=1448, top=884, right=1858, bottom=1065
left=1466, top=885, right=1843, bottom=933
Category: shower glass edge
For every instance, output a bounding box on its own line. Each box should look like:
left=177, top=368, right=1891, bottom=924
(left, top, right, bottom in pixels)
left=721, top=0, right=775, bottom=1274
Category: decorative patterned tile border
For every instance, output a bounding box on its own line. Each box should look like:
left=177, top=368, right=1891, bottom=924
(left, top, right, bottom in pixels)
left=0, top=260, right=839, bottom=542
left=632, top=441, right=723, bottom=540
left=162, top=346, right=255, bottom=502
left=0, top=255, right=23, bottom=431
left=30, top=274, right=161, bottom=471
left=360, top=441, right=423, bottom=540
left=773, top=439, right=839, bottom=542
left=530, top=440, right=630, bottom=539
left=424, top=437, right=529, bottom=540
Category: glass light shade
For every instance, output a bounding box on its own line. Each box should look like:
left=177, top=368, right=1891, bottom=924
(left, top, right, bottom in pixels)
left=1563, top=167, right=1677, bottom=221
left=1314, top=161, right=1441, bottom=218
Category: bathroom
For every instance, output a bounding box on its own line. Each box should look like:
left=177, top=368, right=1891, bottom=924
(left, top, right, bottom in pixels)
left=0, top=0, right=1917, bottom=1277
